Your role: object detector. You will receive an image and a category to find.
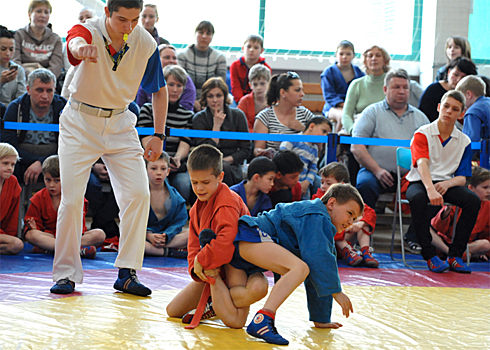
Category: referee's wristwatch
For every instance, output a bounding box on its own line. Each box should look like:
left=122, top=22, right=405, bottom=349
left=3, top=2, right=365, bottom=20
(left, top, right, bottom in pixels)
left=152, top=133, right=166, bottom=140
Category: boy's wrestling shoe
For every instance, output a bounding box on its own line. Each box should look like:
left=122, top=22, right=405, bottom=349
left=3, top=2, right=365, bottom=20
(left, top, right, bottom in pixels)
left=50, top=278, right=75, bottom=294
left=427, top=256, right=449, bottom=273
left=32, top=246, right=50, bottom=254
left=113, top=268, right=152, bottom=296
left=80, top=246, right=96, bottom=259
left=447, top=257, right=471, bottom=274
left=199, top=229, right=216, bottom=247
left=360, top=246, right=379, bottom=268
left=182, top=297, right=215, bottom=324
left=342, top=245, right=363, bottom=267
left=163, top=248, right=188, bottom=259
left=246, top=310, right=289, bottom=346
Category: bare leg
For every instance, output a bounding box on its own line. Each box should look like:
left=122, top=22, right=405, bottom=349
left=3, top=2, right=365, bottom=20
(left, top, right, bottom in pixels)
left=230, top=271, right=268, bottom=308
left=328, top=107, right=343, bottom=133
left=25, top=230, right=56, bottom=251
left=0, top=235, right=24, bottom=255
left=429, top=228, right=449, bottom=254
left=469, top=239, right=490, bottom=259
left=336, top=239, right=349, bottom=250
left=357, top=230, right=370, bottom=247
left=81, top=229, right=105, bottom=246
left=144, top=241, right=164, bottom=256
left=165, top=229, right=188, bottom=249
left=210, top=269, right=250, bottom=329
left=239, top=241, right=309, bottom=313
left=166, top=280, right=205, bottom=318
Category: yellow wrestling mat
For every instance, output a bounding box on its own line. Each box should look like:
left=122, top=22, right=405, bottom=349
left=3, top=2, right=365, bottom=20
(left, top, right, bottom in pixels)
left=1, top=285, right=489, bottom=349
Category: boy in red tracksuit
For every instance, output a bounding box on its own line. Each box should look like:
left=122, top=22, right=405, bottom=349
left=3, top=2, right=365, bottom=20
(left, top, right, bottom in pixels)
left=313, top=162, right=378, bottom=267
left=230, top=34, right=271, bottom=103
left=166, top=145, right=269, bottom=329
left=430, top=166, right=490, bottom=261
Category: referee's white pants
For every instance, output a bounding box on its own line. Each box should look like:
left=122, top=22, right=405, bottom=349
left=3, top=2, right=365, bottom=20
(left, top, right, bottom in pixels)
left=53, top=105, right=150, bottom=283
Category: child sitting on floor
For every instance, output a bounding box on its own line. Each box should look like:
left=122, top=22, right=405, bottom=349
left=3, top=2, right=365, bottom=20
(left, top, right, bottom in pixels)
left=268, top=149, right=304, bottom=207
left=430, top=166, right=490, bottom=261
left=166, top=144, right=269, bottom=329
left=280, top=116, right=332, bottom=199
left=0, top=143, right=23, bottom=255
left=313, top=162, right=378, bottom=267
left=218, top=183, right=361, bottom=345
left=145, top=152, right=188, bottom=258
left=24, top=155, right=105, bottom=257
left=230, top=156, right=276, bottom=216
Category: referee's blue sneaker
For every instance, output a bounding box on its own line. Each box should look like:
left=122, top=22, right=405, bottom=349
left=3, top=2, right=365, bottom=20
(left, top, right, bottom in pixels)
left=50, top=278, right=75, bottom=294
left=113, top=268, right=152, bottom=296
left=246, top=309, right=289, bottom=346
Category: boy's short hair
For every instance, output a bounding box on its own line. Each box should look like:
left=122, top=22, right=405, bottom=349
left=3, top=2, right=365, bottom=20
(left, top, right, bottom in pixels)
left=195, top=21, right=215, bottom=35
left=321, top=183, right=364, bottom=216
left=337, top=40, right=355, bottom=54
left=247, top=156, right=277, bottom=180
left=244, top=34, right=264, bottom=48
left=0, top=142, right=19, bottom=161
left=107, top=0, right=143, bottom=15
left=42, top=155, right=60, bottom=178
left=188, top=144, right=223, bottom=176
left=248, top=64, right=271, bottom=83
left=441, top=90, right=466, bottom=111
left=468, top=166, right=490, bottom=188
left=163, top=65, right=188, bottom=86
left=272, top=150, right=303, bottom=175
left=304, top=116, right=332, bottom=132
left=319, top=162, right=349, bottom=183
left=455, top=75, right=486, bottom=98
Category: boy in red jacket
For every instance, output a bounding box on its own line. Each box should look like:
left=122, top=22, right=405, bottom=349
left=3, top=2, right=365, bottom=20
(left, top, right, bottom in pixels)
left=166, top=145, right=269, bottom=328
left=230, top=34, right=271, bottom=103
left=313, top=162, right=378, bottom=267
left=0, top=143, right=23, bottom=255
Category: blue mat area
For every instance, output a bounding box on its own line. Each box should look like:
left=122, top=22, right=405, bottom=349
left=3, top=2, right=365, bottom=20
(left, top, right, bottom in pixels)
left=1, top=244, right=488, bottom=274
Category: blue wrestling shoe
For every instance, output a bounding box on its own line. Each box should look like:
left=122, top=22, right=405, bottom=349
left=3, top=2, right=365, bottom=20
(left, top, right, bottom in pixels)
left=113, top=268, right=152, bottom=296
left=246, top=310, right=289, bottom=346
left=50, top=278, right=75, bottom=294
left=447, top=257, right=471, bottom=274
left=427, top=256, right=449, bottom=273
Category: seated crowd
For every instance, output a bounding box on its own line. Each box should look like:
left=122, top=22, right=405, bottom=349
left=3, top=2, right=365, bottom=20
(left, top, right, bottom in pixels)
left=1, top=1, right=489, bottom=277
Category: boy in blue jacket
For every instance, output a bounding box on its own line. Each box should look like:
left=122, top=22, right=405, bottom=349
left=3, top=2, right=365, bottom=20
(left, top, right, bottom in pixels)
left=145, top=152, right=188, bottom=258
left=230, top=156, right=276, bottom=216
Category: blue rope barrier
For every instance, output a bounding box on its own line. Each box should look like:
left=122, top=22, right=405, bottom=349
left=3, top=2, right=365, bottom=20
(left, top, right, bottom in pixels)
left=2, top=121, right=484, bottom=151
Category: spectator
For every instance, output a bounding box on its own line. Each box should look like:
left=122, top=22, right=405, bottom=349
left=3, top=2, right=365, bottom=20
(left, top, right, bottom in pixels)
left=144, top=152, right=188, bottom=258
left=253, top=72, right=315, bottom=157
left=230, top=156, right=276, bottom=216
left=237, top=64, right=271, bottom=132
left=352, top=69, right=429, bottom=210
left=342, top=45, right=390, bottom=135
left=435, top=36, right=472, bottom=81
left=321, top=40, right=364, bottom=133
left=268, top=149, right=304, bottom=207
left=140, top=4, right=169, bottom=46
left=13, top=0, right=63, bottom=79
left=24, top=155, right=105, bottom=257
left=0, top=26, right=27, bottom=106
left=177, top=21, right=226, bottom=111
left=419, top=57, right=477, bottom=122
left=192, top=77, right=251, bottom=187
left=406, top=90, right=480, bottom=273
left=455, top=75, right=490, bottom=160
left=1, top=68, right=66, bottom=185
left=430, top=166, right=490, bottom=261
left=136, top=44, right=196, bottom=112
left=280, top=116, right=332, bottom=199
left=138, top=65, right=194, bottom=202
left=0, top=143, right=23, bottom=255
left=230, top=34, right=271, bottom=104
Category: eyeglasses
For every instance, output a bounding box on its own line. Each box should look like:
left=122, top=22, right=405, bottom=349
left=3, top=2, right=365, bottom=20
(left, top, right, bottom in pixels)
left=286, top=71, right=300, bottom=79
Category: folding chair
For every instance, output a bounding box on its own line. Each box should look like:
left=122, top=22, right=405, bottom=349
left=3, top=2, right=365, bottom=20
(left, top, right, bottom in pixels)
left=389, top=147, right=469, bottom=268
